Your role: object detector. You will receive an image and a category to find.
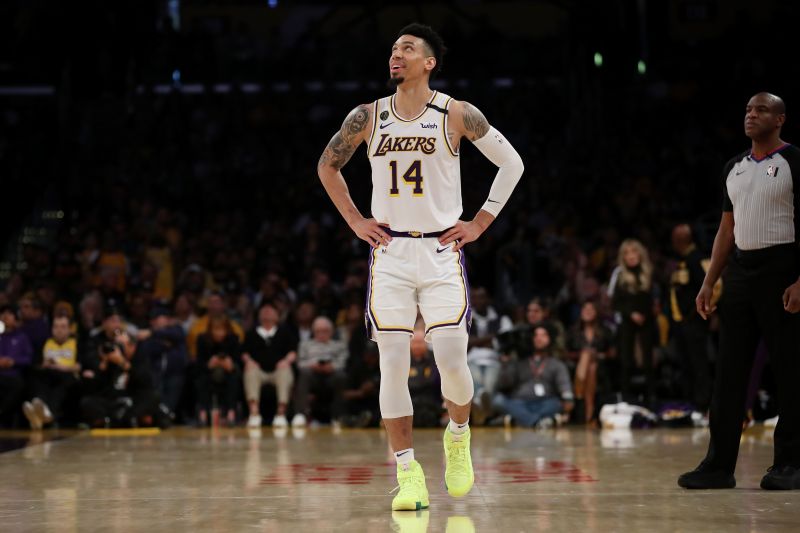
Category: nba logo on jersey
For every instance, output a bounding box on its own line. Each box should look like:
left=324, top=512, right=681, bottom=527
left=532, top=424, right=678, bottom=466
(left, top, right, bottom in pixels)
left=766, top=165, right=779, bottom=177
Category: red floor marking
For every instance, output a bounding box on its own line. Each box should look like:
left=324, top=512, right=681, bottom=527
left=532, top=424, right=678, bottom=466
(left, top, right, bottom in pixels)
left=259, top=460, right=596, bottom=486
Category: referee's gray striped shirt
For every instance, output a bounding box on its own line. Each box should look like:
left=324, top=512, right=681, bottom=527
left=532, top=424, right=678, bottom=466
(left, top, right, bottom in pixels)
left=722, top=144, right=800, bottom=250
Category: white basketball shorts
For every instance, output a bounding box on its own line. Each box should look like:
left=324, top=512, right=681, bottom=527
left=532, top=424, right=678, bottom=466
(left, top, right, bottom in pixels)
left=365, top=236, right=472, bottom=342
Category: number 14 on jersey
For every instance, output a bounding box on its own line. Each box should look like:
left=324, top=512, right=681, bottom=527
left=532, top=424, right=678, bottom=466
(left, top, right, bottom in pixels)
left=389, top=160, right=423, bottom=197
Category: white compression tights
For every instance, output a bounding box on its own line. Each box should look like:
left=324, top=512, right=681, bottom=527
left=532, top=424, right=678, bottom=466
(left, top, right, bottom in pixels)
left=377, top=328, right=473, bottom=419
left=377, top=333, right=413, bottom=418
left=430, top=327, right=474, bottom=406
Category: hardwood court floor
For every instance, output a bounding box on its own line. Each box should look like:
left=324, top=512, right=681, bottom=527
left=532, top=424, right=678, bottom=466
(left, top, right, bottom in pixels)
left=0, top=425, right=797, bottom=532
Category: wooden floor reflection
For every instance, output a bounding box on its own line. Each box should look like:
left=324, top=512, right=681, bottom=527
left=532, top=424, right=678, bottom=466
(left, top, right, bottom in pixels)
left=1, top=425, right=796, bottom=532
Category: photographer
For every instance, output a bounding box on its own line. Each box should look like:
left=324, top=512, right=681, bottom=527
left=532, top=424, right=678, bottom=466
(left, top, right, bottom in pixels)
left=293, top=316, right=348, bottom=426
left=195, top=316, right=241, bottom=426
left=80, top=331, right=162, bottom=428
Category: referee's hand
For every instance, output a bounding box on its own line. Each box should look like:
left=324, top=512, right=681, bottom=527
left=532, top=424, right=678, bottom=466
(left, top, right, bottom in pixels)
left=695, top=284, right=716, bottom=320
left=783, top=281, right=800, bottom=313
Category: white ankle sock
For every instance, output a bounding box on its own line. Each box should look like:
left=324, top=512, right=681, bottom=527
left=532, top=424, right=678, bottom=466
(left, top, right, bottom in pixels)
left=394, top=448, right=415, bottom=467
left=449, top=418, right=469, bottom=435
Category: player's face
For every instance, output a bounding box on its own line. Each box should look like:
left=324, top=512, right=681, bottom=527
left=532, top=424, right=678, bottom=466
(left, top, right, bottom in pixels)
left=389, top=35, right=433, bottom=85
left=744, top=95, right=784, bottom=140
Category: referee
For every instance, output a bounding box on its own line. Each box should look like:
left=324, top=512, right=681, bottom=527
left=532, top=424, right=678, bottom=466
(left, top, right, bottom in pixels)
left=679, top=92, right=800, bottom=490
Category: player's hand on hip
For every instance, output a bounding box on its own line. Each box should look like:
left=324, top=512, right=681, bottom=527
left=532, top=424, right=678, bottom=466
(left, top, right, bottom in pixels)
left=782, top=280, right=800, bottom=313
left=351, top=218, right=391, bottom=247
left=439, top=220, right=483, bottom=252
left=695, top=284, right=716, bottom=320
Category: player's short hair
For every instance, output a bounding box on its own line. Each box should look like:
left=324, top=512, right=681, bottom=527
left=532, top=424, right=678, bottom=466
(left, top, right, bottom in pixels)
left=397, top=23, right=446, bottom=79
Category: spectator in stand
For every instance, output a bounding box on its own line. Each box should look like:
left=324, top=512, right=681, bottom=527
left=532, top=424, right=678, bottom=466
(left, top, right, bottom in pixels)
left=96, top=231, right=129, bottom=295
left=609, top=239, right=656, bottom=403
left=23, top=316, right=80, bottom=429
left=409, top=326, right=443, bottom=428
left=292, top=300, right=316, bottom=343
left=196, top=316, right=242, bottom=426
left=566, top=300, right=614, bottom=425
left=242, top=302, right=297, bottom=428
left=19, top=293, right=49, bottom=359
left=342, top=341, right=381, bottom=428
left=136, top=305, right=187, bottom=419
left=337, top=301, right=369, bottom=370
left=294, top=316, right=348, bottom=426
left=186, top=290, right=244, bottom=359
left=467, top=287, right=513, bottom=426
left=77, top=290, right=104, bottom=341
left=53, top=301, right=78, bottom=337
left=127, top=292, right=152, bottom=330
left=300, top=266, right=341, bottom=320
left=0, top=304, right=34, bottom=427
left=173, top=292, right=198, bottom=334
left=668, top=223, right=712, bottom=414
left=526, top=297, right=566, bottom=358
left=494, top=324, right=574, bottom=428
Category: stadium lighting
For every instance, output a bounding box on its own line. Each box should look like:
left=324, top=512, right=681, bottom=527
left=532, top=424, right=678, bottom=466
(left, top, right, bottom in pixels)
left=593, top=52, right=603, bottom=68
left=637, top=60, right=646, bottom=75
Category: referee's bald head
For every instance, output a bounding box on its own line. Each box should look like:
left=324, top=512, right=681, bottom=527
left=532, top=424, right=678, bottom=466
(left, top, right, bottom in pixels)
left=752, top=92, right=786, bottom=115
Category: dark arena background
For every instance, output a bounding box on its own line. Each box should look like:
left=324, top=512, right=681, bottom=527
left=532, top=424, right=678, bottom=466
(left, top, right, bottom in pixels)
left=1, top=1, right=799, bottom=531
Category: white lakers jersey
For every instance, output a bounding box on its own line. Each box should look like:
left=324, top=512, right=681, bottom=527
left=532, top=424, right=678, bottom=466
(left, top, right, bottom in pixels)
left=366, top=91, right=461, bottom=233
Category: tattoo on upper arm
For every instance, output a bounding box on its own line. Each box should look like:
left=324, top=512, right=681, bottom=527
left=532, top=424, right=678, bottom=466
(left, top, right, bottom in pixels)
left=318, top=104, right=371, bottom=171
left=462, top=102, right=490, bottom=141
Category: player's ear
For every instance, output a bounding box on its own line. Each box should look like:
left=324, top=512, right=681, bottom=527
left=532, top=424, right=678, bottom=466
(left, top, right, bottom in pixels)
left=424, top=56, right=436, bottom=74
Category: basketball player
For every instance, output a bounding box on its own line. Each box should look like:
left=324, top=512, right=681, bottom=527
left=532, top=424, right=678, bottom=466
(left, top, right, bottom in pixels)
left=317, top=24, right=524, bottom=510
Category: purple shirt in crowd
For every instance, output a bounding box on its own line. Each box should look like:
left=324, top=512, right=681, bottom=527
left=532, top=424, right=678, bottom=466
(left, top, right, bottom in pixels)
left=21, top=317, right=50, bottom=357
left=0, top=329, right=34, bottom=378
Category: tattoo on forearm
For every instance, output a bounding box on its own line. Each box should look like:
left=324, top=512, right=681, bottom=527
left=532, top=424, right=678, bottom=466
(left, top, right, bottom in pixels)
left=462, top=102, right=490, bottom=140
left=318, top=104, right=371, bottom=171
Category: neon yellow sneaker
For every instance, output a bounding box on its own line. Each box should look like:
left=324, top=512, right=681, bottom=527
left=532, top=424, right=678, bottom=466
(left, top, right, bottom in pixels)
left=443, top=427, right=474, bottom=497
left=391, top=460, right=430, bottom=511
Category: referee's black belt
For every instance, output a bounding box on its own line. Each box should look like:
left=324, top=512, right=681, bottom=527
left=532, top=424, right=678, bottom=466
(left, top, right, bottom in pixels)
left=385, top=228, right=450, bottom=238
left=733, top=243, right=798, bottom=267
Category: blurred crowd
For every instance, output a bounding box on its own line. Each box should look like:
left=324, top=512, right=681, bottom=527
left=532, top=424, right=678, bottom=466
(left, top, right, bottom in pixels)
left=3, top=217, right=767, bottom=431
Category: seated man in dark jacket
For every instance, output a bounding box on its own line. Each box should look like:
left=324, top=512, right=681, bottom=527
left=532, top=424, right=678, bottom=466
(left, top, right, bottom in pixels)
left=80, top=330, right=163, bottom=428
left=494, top=324, right=574, bottom=428
left=136, top=305, right=187, bottom=420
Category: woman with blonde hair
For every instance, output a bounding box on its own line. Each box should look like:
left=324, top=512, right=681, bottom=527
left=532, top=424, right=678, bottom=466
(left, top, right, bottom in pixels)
left=609, top=239, right=655, bottom=404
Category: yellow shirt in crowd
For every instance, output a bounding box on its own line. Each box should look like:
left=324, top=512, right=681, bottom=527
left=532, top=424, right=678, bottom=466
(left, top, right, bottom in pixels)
left=43, top=338, right=79, bottom=368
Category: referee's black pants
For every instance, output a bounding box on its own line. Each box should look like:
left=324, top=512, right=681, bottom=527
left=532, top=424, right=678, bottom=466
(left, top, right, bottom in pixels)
left=704, top=244, right=800, bottom=473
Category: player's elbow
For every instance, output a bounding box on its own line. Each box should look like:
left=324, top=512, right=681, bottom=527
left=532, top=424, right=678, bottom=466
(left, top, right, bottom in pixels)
left=317, top=163, right=335, bottom=183
left=504, top=153, right=524, bottom=181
